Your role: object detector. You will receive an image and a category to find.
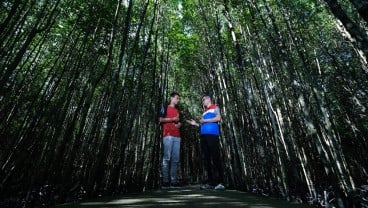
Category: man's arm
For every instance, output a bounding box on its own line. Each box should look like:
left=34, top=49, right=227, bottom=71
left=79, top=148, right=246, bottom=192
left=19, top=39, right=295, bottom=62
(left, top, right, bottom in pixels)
left=159, top=117, right=172, bottom=123
left=159, top=114, right=179, bottom=123
left=200, top=106, right=221, bottom=123
left=200, top=114, right=221, bottom=123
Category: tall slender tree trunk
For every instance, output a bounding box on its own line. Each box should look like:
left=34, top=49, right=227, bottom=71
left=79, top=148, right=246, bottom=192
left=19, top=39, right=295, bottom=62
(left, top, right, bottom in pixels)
left=324, top=0, right=368, bottom=60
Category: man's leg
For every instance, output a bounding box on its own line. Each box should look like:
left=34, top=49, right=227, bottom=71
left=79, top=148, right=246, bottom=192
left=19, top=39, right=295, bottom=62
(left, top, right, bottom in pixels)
left=200, top=135, right=213, bottom=185
left=162, top=136, right=173, bottom=184
left=170, top=137, right=181, bottom=184
left=207, top=135, right=224, bottom=185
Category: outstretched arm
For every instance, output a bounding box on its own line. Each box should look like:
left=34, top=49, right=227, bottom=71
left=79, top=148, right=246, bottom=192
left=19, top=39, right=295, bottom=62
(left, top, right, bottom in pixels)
left=186, top=119, right=200, bottom=127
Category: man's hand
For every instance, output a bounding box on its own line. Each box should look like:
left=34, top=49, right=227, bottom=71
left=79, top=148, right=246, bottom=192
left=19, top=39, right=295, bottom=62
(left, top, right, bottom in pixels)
left=172, top=115, right=180, bottom=122
left=186, top=119, right=199, bottom=127
left=175, top=122, right=182, bottom=128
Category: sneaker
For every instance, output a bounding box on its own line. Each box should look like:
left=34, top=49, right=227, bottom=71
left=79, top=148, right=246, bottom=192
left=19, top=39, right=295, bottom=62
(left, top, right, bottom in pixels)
left=215, top=183, right=225, bottom=190
left=161, top=182, right=170, bottom=190
left=170, top=182, right=182, bottom=189
left=200, top=184, right=214, bottom=190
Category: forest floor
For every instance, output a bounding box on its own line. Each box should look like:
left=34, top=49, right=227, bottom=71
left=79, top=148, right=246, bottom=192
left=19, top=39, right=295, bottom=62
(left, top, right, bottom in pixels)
left=57, top=185, right=311, bottom=208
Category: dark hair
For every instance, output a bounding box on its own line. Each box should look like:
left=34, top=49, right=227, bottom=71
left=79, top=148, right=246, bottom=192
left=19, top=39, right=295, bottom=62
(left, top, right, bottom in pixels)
left=201, top=94, right=213, bottom=102
left=170, top=91, right=180, bottom=97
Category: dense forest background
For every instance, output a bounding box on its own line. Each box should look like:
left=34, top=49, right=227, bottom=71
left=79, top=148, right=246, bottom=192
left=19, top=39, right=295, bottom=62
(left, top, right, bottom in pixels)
left=1, top=0, right=367, bottom=207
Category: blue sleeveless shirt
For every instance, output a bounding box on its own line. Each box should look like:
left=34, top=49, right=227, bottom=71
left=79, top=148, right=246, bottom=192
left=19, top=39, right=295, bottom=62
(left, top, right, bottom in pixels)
left=200, top=104, right=220, bottom=135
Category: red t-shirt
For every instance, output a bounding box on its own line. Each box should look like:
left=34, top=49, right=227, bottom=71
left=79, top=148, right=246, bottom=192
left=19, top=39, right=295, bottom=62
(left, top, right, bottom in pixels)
left=162, top=106, right=180, bottom=137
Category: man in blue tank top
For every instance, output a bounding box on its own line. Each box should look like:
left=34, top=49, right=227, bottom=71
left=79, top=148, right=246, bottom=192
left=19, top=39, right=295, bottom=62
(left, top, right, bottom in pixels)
left=187, top=94, right=225, bottom=190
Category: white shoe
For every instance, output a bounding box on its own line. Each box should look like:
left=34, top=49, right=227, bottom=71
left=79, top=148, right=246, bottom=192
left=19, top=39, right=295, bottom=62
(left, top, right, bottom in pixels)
left=200, top=184, right=214, bottom=190
left=215, top=183, right=225, bottom=190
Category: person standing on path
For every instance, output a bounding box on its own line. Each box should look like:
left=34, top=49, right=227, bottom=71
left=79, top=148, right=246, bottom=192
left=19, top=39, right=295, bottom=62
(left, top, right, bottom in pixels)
left=187, top=94, right=225, bottom=190
left=159, top=92, right=182, bottom=189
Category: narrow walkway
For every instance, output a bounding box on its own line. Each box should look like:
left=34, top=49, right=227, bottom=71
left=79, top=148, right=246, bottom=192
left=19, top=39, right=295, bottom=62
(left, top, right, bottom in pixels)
left=57, top=185, right=310, bottom=208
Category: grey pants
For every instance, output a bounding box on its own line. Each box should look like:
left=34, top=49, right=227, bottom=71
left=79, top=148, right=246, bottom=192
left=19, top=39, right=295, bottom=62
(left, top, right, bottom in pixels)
left=162, top=136, right=181, bottom=183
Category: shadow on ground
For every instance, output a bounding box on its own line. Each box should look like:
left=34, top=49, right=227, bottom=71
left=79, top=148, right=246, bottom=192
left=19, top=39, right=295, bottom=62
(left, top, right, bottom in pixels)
left=57, top=185, right=310, bottom=208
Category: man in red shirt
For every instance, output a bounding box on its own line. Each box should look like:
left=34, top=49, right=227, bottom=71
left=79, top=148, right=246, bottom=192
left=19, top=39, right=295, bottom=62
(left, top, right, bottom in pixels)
left=159, top=92, right=181, bottom=189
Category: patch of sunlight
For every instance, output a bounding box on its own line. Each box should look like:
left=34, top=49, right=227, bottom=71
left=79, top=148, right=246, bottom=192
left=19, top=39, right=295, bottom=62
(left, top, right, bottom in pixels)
left=122, top=0, right=128, bottom=7
left=200, top=201, right=252, bottom=207
left=189, top=195, right=225, bottom=199
left=170, top=194, right=205, bottom=198
left=227, top=201, right=250, bottom=206
left=352, top=96, right=366, bottom=112
left=178, top=188, right=195, bottom=192
left=79, top=202, right=105, bottom=206
left=156, top=199, right=181, bottom=203
left=167, top=189, right=191, bottom=193
left=106, top=198, right=144, bottom=205
left=306, top=121, right=317, bottom=135
left=106, top=198, right=180, bottom=205
left=202, top=202, right=232, bottom=206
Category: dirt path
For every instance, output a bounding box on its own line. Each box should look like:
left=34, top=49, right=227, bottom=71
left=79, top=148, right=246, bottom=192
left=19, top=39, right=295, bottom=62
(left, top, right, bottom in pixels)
left=57, top=185, right=310, bottom=208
